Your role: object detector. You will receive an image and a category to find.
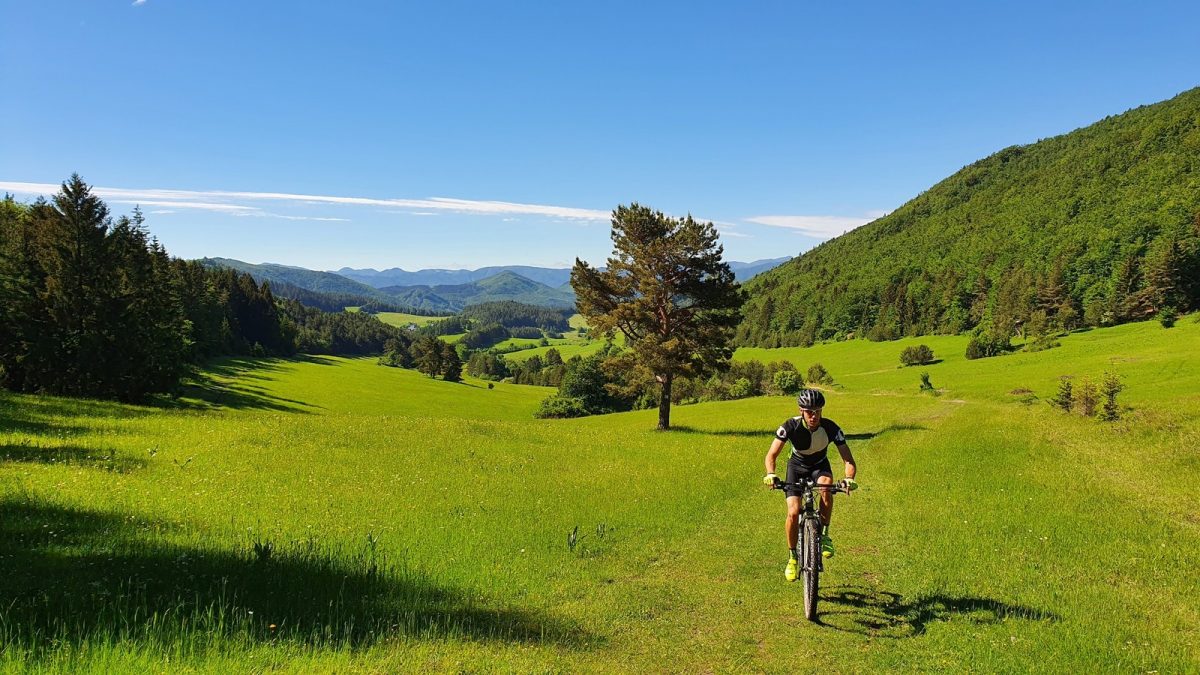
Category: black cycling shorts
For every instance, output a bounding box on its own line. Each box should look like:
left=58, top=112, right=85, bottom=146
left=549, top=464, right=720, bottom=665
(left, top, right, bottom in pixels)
left=784, top=456, right=833, bottom=498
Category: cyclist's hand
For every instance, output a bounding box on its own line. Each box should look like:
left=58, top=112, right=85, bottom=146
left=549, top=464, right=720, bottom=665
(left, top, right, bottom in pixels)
left=763, top=473, right=778, bottom=488
left=842, top=477, right=859, bottom=493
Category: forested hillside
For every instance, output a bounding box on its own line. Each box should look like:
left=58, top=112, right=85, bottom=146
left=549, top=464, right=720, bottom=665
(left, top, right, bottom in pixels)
left=0, top=178, right=413, bottom=400
left=738, top=87, right=1200, bottom=347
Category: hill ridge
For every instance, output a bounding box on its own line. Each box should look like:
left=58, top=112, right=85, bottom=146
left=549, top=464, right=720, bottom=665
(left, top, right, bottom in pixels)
left=738, top=86, right=1200, bottom=347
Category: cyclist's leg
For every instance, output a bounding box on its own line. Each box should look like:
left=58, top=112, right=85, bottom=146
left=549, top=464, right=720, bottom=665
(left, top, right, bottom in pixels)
left=812, top=461, right=836, bottom=558
left=784, top=458, right=803, bottom=551
left=813, top=461, right=835, bottom=529
left=785, top=496, right=801, bottom=550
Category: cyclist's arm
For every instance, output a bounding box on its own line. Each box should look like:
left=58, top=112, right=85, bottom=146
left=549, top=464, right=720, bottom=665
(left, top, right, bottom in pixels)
left=835, top=442, right=856, bottom=479
left=765, top=438, right=786, bottom=476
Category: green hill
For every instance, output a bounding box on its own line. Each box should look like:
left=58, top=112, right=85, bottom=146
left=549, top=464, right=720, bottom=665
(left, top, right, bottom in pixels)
left=200, top=257, right=398, bottom=304
left=382, top=270, right=576, bottom=310
left=738, top=87, right=1200, bottom=347
left=2, top=317, right=1197, bottom=671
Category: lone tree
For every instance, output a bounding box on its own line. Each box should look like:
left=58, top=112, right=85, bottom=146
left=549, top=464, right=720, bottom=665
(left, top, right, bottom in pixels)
left=572, top=203, right=744, bottom=430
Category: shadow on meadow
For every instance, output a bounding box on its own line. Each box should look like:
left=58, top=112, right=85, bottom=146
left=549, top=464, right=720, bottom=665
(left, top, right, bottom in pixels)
left=164, top=356, right=332, bottom=413
left=0, top=498, right=593, bottom=653
left=844, top=424, right=929, bottom=442
left=816, top=584, right=1058, bottom=637
left=0, top=441, right=146, bottom=473
left=669, top=425, right=763, bottom=438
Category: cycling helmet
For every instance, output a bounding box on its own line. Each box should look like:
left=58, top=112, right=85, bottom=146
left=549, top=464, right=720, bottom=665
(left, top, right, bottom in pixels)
left=796, top=388, right=825, bottom=410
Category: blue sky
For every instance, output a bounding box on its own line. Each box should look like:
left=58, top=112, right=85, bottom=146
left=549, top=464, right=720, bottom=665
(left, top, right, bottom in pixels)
left=3, top=1, right=1199, bottom=271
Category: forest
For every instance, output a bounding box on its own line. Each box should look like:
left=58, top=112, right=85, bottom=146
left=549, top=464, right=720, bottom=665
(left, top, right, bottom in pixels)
left=0, top=177, right=411, bottom=400
left=738, top=87, right=1200, bottom=347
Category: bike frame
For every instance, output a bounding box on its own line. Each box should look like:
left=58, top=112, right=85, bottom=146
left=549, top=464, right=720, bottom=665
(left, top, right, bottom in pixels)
left=771, top=477, right=849, bottom=620
left=773, top=478, right=845, bottom=572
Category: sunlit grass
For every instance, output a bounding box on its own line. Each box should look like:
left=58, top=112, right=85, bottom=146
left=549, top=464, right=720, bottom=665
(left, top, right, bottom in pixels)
left=374, top=312, right=444, bottom=328
left=1, top=317, right=1198, bottom=671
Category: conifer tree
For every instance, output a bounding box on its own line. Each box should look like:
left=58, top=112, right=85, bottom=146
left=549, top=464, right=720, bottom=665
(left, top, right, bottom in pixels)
left=572, top=204, right=743, bottom=430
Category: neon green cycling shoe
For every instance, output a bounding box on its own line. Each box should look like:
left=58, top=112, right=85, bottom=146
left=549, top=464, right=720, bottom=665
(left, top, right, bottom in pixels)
left=821, top=534, right=835, bottom=559
left=784, top=555, right=798, bottom=582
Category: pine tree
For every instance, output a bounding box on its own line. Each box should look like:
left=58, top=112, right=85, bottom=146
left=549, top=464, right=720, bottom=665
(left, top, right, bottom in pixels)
left=572, top=204, right=744, bottom=430
left=440, top=341, right=462, bottom=382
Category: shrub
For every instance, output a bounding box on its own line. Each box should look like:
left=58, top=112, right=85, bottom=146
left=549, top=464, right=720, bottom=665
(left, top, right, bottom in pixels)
left=919, top=372, right=937, bottom=394
left=773, top=369, right=801, bottom=395
left=1158, top=307, right=1178, bottom=328
left=1076, top=377, right=1098, bottom=417
left=900, top=344, right=935, bottom=367
left=1025, top=334, right=1060, bottom=352
left=728, top=377, right=754, bottom=400
left=965, top=331, right=1011, bottom=360
left=1098, top=371, right=1124, bottom=421
left=806, top=363, right=833, bottom=385
left=1051, top=375, right=1074, bottom=412
left=534, top=395, right=589, bottom=419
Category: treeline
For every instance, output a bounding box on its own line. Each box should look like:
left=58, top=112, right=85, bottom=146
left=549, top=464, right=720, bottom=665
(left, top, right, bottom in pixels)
left=461, top=344, right=829, bottom=418
left=738, top=86, right=1200, bottom=347
left=411, top=301, right=572, bottom=350
left=534, top=351, right=832, bottom=418
left=0, top=176, right=410, bottom=400
left=458, top=301, right=571, bottom=332
left=282, top=300, right=412, bottom=355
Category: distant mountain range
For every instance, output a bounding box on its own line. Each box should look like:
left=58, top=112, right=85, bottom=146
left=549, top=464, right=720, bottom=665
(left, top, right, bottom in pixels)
left=337, top=265, right=574, bottom=288
left=337, top=257, right=789, bottom=288
left=201, top=256, right=791, bottom=314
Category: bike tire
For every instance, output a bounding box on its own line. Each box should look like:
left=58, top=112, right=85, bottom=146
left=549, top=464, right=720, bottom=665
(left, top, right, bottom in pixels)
left=802, top=517, right=821, bottom=621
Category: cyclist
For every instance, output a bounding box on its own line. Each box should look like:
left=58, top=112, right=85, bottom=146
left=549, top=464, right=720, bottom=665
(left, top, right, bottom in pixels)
left=763, top=388, right=858, bottom=582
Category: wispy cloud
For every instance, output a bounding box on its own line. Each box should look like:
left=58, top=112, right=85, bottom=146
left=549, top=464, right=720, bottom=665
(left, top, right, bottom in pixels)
left=743, top=213, right=885, bottom=238
left=132, top=0, right=147, bottom=5
left=109, top=199, right=261, bottom=214
left=0, top=181, right=610, bottom=222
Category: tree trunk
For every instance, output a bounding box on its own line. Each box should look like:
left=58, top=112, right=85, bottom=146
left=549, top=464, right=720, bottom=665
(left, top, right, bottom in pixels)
left=657, top=371, right=673, bottom=430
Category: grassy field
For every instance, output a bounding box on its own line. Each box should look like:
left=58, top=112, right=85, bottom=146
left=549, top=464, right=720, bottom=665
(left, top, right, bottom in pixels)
left=373, top=312, right=445, bottom=328
left=1, top=317, right=1198, bottom=672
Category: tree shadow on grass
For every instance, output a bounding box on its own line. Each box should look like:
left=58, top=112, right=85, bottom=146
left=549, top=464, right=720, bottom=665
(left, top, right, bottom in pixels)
left=0, top=498, right=595, bottom=658
left=815, top=584, right=1058, bottom=638
left=0, top=442, right=146, bottom=473
left=844, top=424, right=929, bottom=442
left=166, top=374, right=321, bottom=413
left=669, top=425, right=763, bottom=438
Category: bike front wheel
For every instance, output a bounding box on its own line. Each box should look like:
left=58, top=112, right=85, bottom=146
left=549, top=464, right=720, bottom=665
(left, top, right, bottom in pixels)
left=802, top=517, right=821, bottom=621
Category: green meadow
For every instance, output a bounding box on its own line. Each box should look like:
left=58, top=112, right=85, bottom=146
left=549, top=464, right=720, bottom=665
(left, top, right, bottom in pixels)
left=373, top=312, right=444, bottom=328
left=2, top=318, right=1198, bottom=672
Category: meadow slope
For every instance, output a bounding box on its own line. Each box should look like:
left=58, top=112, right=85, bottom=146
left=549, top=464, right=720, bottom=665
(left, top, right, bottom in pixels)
left=1, top=318, right=1198, bottom=672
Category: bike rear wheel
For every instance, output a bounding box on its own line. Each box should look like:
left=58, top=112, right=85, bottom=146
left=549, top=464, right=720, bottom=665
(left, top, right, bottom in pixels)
left=802, top=517, right=821, bottom=621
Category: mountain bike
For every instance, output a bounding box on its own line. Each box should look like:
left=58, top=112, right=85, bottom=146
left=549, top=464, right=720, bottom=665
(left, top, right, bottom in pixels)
left=771, top=477, right=850, bottom=621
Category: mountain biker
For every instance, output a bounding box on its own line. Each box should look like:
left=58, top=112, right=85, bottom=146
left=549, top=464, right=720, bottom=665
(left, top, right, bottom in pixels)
left=763, top=388, right=858, bottom=582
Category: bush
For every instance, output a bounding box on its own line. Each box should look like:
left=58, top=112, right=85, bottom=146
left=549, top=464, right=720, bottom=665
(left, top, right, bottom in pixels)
left=806, top=363, right=833, bottom=385
left=728, top=377, right=754, bottom=400
left=1076, top=377, right=1098, bottom=417
left=1025, top=334, right=1060, bottom=352
left=900, top=344, right=935, bottom=367
left=534, top=395, right=589, bottom=419
left=919, top=371, right=936, bottom=394
left=1158, top=307, right=1178, bottom=328
left=965, top=331, right=1011, bottom=360
left=1098, top=371, right=1124, bottom=421
left=773, top=369, right=801, bottom=395
left=1051, top=375, right=1073, bottom=412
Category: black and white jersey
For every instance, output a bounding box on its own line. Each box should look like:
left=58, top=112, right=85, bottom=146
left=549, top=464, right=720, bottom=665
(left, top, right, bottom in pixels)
left=775, top=417, right=845, bottom=465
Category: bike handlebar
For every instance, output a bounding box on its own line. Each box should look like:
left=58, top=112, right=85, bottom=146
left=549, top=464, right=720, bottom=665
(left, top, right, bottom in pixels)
left=770, top=477, right=850, bottom=494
